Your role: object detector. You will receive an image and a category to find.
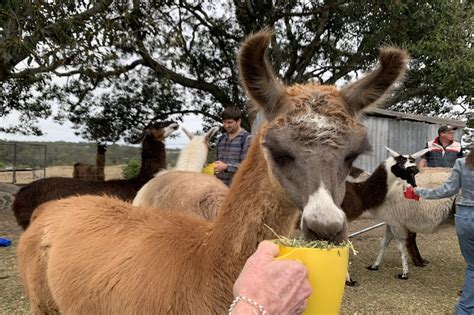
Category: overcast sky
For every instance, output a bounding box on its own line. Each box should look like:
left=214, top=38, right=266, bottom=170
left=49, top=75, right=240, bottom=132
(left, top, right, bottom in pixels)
left=0, top=114, right=207, bottom=149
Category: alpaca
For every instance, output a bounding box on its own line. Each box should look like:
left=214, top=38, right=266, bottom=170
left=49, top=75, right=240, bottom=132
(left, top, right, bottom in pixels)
left=73, top=143, right=107, bottom=181
left=12, top=121, right=178, bottom=229
left=132, top=126, right=223, bottom=220
left=344, top=164, right=432, bottom=267
left=342, top=147, right=430, bottom=221
left=174, top=126, right=219, bottom=172
left=339, top=147, right=427, bottom=285
left=366, top=166, right=455, bottom=279
left=17, top=31, right=408, bottom=314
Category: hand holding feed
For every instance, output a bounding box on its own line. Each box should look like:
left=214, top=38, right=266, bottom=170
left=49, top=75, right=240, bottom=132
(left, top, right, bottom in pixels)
left=214, top=160, right=228, bottom=173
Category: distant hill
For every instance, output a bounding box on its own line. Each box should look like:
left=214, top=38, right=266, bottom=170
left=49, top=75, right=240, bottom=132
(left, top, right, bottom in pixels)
left=0, top=141, right=181, bottom=168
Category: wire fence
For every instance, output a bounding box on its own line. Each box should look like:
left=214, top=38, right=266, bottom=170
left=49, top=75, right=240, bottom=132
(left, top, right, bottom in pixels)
left=0, top=141, right=185, bottom=184
left=0, top=143, right=47, bottom=184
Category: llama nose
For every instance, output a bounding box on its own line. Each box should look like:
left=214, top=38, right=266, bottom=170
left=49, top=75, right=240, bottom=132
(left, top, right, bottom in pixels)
left=300, top=219, right=347, bottom=243
left=300, top=184, right=346, bottom=242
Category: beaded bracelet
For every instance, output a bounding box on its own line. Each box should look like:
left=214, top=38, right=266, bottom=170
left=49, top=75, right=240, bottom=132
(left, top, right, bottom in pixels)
left=228, top=296, right=268, bottom=315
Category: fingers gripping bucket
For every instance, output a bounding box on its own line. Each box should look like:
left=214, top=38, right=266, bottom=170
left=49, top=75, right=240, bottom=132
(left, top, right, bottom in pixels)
left=276, top=244, right=349, bottom=314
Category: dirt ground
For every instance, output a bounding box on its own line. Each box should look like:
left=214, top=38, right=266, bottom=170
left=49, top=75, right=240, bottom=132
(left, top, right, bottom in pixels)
left=0, top=189, right=464, bottom=314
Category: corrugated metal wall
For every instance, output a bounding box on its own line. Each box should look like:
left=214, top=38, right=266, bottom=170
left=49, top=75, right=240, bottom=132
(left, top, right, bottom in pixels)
left=354, top=116, right=463, bottom=172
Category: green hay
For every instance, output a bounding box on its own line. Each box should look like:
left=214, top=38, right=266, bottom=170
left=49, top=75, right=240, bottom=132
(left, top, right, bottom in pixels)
left=265, top=224, right=357, bottom=254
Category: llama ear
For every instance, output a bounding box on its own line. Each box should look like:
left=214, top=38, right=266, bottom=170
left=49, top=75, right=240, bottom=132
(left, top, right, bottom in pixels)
left=411, top=148, right=431, bottom=160
left=386, top=146, right=400, bottom=158
left=181, top=127, right=194, bottom=140
left=205, top=127, right=219, bottom=143
left=164, top=123, right=179, bottom=138
left=238, top=31, right=286, bottom=122
left=341, top=47, right=409, bottom=114
left=130, top=131, right=147, bottom=144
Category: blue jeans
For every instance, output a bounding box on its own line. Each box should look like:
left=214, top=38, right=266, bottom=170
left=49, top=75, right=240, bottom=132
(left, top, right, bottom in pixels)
left=455, top=205, right=474, bottom=315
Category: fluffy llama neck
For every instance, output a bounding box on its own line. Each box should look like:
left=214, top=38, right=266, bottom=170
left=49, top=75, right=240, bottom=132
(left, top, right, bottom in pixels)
left=209, top=130, right=299, bottom=265
left=174, top=137, right=208, bottom=172
left=96, top=149, right=106, bottom=181
left=137, top=139, right=166, bottom=179
left=353, top=162, right=390, bottom=209
left=344, top=157, right=401, bottom=215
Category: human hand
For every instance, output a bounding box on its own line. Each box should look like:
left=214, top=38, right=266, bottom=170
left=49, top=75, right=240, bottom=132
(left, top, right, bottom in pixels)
left=214, top=160, right=228, bottom=173
left=403, top=185, right=420, bottom=201
left=231, top=241, right=312, bottom=315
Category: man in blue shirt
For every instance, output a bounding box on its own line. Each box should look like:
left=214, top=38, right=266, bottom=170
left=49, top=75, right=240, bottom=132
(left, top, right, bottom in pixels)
left=214, top=106, right=252, bottom=186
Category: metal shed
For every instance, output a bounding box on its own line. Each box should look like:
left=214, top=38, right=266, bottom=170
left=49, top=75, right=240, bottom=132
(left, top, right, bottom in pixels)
left=355, top=108, right=465, bottom=172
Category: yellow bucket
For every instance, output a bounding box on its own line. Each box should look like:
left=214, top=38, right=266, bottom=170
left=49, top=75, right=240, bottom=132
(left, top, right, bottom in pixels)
left=201, top=162, right=215, bottom=175
left=276, top=244, right=349, bottom=315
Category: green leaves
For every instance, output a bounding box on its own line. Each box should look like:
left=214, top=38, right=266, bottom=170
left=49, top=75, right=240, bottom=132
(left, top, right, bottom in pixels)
left=0, top=0, right=471, bottom=143
left=122, top=158, right=140, bottom=179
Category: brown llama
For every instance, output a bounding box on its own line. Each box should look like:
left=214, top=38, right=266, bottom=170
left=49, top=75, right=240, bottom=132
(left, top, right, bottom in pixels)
left=12, top=121, right=178, bottom=229
left=72, top=143, right=107, bottom=181
left=17, top=31, right=408, bottom=314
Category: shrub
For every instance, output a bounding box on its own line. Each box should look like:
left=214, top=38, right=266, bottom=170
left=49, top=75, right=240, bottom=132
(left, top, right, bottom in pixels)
left=122, top=158, right=140, bottom=179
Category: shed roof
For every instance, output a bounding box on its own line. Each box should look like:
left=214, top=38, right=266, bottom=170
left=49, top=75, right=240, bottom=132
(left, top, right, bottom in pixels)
left=364, top=108, right=466, bottom=128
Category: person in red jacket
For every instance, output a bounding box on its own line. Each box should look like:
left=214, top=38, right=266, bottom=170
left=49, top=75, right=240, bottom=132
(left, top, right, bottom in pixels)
left=418, top=125, right=463, bottom=168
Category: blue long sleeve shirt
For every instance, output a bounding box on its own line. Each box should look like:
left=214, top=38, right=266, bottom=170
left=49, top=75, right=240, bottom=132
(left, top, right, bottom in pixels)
left=215, top=129, right=252, bottom=186
left=415, top=158, right=474, bottom=207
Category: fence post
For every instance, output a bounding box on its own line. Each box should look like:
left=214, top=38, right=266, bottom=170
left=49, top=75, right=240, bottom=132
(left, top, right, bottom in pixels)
left=44, top=145, right=47, bottom=178
left=12, top=143, right=17, bottom=184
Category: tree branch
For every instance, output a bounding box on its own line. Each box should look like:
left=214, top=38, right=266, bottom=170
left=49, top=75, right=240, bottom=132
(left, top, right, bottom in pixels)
left=52, top=59, right=145, bottom=80
left=129, top=2, right=233, bottom=107
left=293, top=10, right=330, bottom=82
left=162, top=109, right=221, bottom=122
left=272, top=1, right=347, bottom=20
left=3, top=0, right=114, bottom=78
left=383, top=86, right=432, bottom=109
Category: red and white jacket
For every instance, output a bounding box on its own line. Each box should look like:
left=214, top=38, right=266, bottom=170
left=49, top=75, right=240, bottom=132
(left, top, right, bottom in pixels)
left=424, top=137, right=463, bottom=167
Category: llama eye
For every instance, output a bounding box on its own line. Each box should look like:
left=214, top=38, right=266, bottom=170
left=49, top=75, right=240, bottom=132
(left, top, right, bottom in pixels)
left=344, top=153, right=359, bottom=166
left=271, top=151, right=295, bottom=166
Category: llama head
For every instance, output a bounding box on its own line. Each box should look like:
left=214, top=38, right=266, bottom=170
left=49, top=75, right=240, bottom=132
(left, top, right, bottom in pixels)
left=385, top=147, right=431, bottom=187
left=181, top=126, right=219, bottom=149
left=181, top=127, right=194, bottom=140
left=97, top=143, right=107, bottom=154
left=130, top=121, right=179, bottom=144
left=204, top=126, right=220, bottom=149
left=239, top=31, right=408, bottom=242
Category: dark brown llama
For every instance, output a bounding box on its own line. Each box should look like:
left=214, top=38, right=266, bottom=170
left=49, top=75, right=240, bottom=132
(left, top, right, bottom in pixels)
left=73, top=143, right=107, bottom=181
left=12, top=121, right=178, bottom=229
left=17, top=31, right=408, bottom=314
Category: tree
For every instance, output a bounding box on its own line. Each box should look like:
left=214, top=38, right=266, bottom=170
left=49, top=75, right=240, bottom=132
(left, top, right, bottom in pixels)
left=1, top=0, right=472, bottom=142
left=122, top=158, right=140, bottom=179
